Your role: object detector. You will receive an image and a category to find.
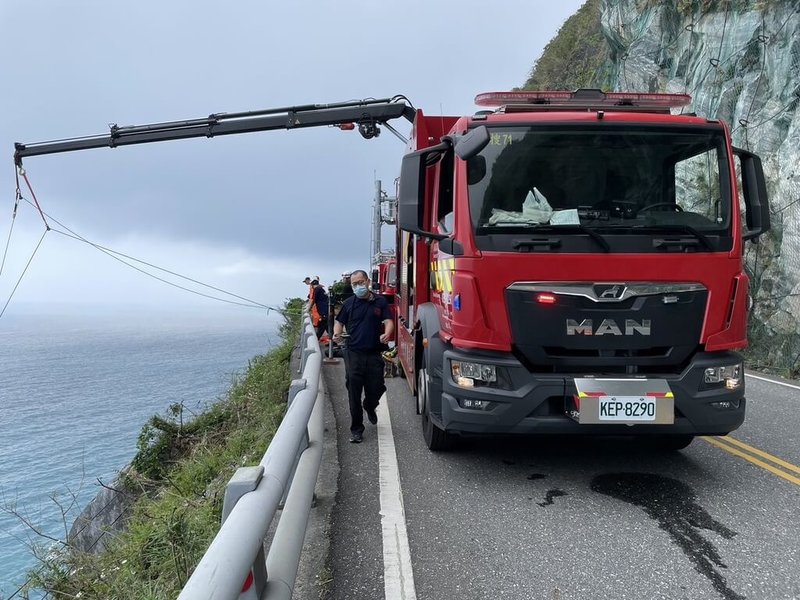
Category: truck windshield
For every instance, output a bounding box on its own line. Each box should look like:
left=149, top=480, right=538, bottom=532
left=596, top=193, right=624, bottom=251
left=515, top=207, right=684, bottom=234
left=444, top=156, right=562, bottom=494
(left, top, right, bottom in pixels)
left=467, top=124, right=732, bottom=252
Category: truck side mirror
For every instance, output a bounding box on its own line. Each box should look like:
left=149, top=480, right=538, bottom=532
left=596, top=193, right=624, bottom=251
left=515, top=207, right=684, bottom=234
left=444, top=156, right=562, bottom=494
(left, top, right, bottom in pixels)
left=733, top=147, right=770, bottom=241
left=398, top=140, right=451, bottom=240
left=398, top=151, right=426, bottom=234
left=454, top=125, right=490, bottom=160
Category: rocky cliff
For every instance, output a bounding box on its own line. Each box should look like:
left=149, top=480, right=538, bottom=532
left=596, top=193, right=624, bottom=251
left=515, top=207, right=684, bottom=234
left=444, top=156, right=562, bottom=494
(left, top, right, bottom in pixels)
left=600, top=0, right=800, bottom=373
left=527, top=0, right=800, bottom=373
left=68, top=470, right=137, bottom=554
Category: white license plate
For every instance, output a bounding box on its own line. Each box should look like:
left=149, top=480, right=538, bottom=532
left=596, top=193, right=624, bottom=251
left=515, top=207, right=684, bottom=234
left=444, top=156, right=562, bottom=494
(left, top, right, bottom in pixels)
left=598, top=396, right=657, bottom=421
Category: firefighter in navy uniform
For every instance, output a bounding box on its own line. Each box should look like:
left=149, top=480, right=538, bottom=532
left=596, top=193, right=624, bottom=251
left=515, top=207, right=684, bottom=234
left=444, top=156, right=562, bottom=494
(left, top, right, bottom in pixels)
left=332, top=269, right=394, bottom=443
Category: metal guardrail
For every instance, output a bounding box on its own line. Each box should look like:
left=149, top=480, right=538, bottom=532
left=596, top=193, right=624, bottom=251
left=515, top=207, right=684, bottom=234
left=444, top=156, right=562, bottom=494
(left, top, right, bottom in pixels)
left=178, top=313, right=325, bottom=600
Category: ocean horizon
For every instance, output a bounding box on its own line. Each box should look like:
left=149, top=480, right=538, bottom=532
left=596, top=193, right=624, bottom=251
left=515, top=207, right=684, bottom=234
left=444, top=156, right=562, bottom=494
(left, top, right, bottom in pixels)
left=0, top=306, right=282, bottom=596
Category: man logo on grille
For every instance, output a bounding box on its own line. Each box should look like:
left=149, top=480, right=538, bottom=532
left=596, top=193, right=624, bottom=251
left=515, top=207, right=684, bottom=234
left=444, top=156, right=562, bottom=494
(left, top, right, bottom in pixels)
left=566, top=319, right=651, bottom=336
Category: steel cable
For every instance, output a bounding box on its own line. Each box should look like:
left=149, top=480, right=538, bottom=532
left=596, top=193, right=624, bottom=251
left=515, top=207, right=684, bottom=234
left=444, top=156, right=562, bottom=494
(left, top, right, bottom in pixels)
left=0, top=189, right=20, bottom=277
left=12, top=173, right=307, bottom=315
left=0, top=230, right=47, bottom=319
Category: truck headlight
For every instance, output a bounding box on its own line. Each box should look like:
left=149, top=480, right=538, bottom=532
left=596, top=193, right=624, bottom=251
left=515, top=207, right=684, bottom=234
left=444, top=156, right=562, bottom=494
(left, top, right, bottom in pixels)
left=704, top=364, right=742, bottom=389
left=451, top=359, right=497, bottom=386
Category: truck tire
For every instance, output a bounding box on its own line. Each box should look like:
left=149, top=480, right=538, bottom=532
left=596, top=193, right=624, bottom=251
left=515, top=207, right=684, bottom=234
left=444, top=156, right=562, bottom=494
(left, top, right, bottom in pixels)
left=418, top=364, right=454, bottom=451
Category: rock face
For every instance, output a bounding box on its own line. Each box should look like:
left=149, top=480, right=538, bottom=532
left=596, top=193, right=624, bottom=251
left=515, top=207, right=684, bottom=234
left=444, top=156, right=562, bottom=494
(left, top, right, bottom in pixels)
left=598, top=0, right=800, bottom=371
left=68, top=472, right=137, bottom=554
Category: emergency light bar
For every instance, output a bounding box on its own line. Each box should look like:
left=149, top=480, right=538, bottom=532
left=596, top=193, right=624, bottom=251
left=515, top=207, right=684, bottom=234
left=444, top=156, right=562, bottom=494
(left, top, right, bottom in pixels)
left=474, top=89, right=692, bottom=112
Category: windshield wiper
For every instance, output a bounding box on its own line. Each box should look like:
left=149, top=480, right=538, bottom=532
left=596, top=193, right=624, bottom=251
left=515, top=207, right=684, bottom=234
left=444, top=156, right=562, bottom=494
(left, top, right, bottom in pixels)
left=601, top=224, right=714, bottom=251
left=645, top=225, right=714, bottom=251
left=509, top=224, right=610, bottom=252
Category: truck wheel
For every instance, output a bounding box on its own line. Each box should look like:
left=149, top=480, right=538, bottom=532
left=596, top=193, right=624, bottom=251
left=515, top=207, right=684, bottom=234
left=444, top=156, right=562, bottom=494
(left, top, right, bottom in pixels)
left=418, top=366, right=453, bottom=451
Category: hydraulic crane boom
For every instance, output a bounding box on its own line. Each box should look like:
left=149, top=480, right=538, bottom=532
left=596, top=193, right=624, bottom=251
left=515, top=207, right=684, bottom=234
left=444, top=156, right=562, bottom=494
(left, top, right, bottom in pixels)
left=14, top=96, right=416, bottom=164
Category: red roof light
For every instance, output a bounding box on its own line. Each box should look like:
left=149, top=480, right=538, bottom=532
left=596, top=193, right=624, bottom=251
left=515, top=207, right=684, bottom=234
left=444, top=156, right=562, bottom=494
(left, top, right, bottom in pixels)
left=476, top=91, right=572, bottom=106
left=475, top=89, right=691, bottom=110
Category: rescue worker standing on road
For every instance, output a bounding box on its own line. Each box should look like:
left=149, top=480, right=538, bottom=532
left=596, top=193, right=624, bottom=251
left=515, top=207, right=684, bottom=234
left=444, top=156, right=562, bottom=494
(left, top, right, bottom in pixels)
left=330, top=272, right=354, bottom=310
left=332, top=269, right=394, bottom=444
left=303, top=276, right=314, bottom=302
left=310, top=279, right=329, bottom=340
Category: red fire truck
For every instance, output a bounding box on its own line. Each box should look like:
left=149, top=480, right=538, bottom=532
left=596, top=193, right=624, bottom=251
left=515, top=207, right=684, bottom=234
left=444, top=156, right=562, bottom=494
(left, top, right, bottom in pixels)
left=394, top=89, right=769, bottom=449
left=371, top=257, right=397, bottom=305
left=14, top=90, right=770, bottom=451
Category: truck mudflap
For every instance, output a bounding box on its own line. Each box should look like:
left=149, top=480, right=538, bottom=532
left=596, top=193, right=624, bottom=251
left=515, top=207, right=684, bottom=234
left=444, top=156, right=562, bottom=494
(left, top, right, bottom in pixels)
left=437, top=348, right=746, bottom=437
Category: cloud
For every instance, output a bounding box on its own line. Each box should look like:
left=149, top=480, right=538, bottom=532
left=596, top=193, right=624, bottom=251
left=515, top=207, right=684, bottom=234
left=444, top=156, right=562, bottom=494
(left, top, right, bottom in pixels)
left=213, top=258, right=268, bottom=278
left=0, top=0, right=586, bottom=311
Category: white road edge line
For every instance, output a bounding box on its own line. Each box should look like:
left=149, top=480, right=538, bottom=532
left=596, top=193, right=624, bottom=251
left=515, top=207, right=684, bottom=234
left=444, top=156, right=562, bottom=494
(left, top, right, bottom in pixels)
left=747, top=372, right=800, bottom=391
left=376, top=393, right=417, bottom=600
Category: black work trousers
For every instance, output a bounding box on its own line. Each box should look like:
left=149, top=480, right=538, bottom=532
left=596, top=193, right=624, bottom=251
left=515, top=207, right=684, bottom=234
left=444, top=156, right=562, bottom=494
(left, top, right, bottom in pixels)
left=343, top=349, right=386, bottom=434
left=315, top=314, right=329, bottom=340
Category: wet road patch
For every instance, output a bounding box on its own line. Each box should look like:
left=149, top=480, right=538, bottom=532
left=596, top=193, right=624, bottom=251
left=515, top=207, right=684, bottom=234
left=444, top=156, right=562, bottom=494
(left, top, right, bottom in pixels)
left=591, top=473, right=743, bottom=600
left=537, top=489, right=568, bottom=507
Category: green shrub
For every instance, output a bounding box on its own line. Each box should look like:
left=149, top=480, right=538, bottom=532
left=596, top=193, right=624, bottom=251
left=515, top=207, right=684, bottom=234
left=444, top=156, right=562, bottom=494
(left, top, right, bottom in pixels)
left=521, top=0, right=610, bottom=91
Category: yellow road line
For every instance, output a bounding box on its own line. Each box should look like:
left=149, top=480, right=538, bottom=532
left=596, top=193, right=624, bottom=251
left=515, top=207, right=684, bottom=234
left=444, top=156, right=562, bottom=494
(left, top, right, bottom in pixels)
left=702, top=436, right=800, bottom=486
left=713, top=435, right=800, bottom=475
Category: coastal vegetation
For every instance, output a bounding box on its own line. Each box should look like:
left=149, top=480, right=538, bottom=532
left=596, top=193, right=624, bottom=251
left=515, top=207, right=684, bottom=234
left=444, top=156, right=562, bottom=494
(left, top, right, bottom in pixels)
left=520, top=0, right=609, bottom=91
left=23, top=299, right=303, bottom=598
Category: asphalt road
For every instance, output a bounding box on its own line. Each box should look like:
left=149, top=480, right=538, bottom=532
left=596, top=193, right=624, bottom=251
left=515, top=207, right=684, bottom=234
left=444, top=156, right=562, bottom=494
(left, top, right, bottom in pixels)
left=321, top=363, right=800, bottom=600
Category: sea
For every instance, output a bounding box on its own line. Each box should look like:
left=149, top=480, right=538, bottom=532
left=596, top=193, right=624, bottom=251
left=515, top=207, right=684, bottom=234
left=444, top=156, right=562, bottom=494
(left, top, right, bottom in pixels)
left=0, top=306, right=280, bottom=596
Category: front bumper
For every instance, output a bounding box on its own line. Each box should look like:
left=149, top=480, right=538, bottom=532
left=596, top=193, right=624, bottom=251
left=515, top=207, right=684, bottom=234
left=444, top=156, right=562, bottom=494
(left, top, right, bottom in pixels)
left=438, top=348, right=745, bottom=436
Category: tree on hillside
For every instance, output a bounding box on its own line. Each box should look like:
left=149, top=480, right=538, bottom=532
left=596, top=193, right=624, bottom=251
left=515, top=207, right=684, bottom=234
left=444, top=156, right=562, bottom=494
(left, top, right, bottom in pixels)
left=521, top=0, right=610, bottom=91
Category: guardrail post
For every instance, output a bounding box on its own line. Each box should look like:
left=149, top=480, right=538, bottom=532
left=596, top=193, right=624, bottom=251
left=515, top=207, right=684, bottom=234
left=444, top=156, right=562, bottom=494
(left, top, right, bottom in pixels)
left=222, top=466, right=267, bottom=598
left=327, top=312, right=334, bottom=360
left=323, top=310, right=339, bottom=364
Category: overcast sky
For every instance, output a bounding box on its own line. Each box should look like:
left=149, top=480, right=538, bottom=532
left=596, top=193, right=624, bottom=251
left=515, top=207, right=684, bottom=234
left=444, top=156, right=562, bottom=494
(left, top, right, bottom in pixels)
left=0, top=0, right=585, bottom=317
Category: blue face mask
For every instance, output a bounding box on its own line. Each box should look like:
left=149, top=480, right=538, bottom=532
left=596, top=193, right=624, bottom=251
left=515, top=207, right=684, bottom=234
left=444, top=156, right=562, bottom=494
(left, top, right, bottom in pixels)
left=352, top=284, right=368, bottom=298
